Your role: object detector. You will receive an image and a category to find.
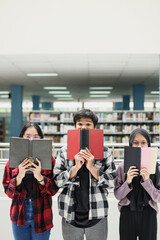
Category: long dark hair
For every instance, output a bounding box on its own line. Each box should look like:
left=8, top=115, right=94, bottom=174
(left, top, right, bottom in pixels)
left=19, top=123, right=44, bottom=138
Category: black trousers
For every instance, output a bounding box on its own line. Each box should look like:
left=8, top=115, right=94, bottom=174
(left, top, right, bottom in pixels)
left=119, top=205, right=157, bottom=240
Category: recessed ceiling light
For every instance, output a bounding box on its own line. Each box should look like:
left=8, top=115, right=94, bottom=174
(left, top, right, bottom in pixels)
left=89, top=87, right=113, bottom=90
left=53, top=95, right=72, bottom=97
left=0, top=95, right=9, bottom=98
left=0, top=91, right=9, bottom=94
left=49, top=91, right=70, bottom=94
left=27, top=73, right=58, bottom=77
left=43, top=86, right=67, bottom=90
left=89, top=91, right=111, bottom=94
left=56, top=98, right=73, bottom=100
left=90, top=95, right=108, bottom=98
left=151, top=91, right=160, bottom=94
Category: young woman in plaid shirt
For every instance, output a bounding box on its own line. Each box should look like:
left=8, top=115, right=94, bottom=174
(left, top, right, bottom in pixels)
left=3, top=123, right=58, bottom=240
left=53, top=109, right=116, bottom=240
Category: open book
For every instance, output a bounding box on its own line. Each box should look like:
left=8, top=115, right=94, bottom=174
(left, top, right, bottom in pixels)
left=124, top=146, right=158, bottom=174
left=67, top=129, right=104, bottom=159
left=9, top=137, right=52, bottom=169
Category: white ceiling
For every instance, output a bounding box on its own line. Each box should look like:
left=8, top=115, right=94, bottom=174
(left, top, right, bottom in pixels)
left=0, top=54, right=159, bottom=102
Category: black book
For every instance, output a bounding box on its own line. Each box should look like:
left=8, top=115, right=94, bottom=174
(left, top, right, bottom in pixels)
left=9, top=137, right=52, bottom=169
left=124, top=146, right=158, bottom=174
left=124, top=146, right=141, bottom=173
left=80, top=129, right=89, bottom=150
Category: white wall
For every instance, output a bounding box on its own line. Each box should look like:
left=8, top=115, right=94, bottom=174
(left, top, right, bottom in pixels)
left=0, top=0, right=160, bottom=54
left=0, top=196, right=160, bottom=240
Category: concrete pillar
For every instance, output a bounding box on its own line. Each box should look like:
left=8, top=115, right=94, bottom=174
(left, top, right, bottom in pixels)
left=32, top=95, right=40, bottom=110
left=133, top=84, right=145, bottom=110
left=11, top=85, right=23, bottom=137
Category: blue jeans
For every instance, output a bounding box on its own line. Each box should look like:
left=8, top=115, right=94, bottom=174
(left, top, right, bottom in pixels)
left=12, top=199, right=51, bottom=240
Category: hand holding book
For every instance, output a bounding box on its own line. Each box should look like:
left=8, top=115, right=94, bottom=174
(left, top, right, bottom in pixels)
left=140, top=167, right=150, bottom=182
left=126, top=166, right=139, bottom=185
left=29, top=158, right=45, bottom=185
left=80, top=148, right=94, bottom=170
left=9, top=137, right=52, bottom=170
left=16, top=158, right=33, bottom=186
left=124, top=146, right=158, bottom=175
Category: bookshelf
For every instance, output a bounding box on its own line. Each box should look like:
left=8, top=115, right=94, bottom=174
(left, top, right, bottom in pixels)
left=28, top=111, right=160, bottom=144
left=0, top=118, right=5, bottom=142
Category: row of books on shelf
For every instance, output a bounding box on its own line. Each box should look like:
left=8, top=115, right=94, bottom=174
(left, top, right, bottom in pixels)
left=39, top=123, right=160, bottom=135
left=29, top=111, right=160, bottom=123
left=30, top=112, right=74, bottom=122
left=44, top=135, right=160, bottom=144
left=95, top=112, right=154, bottom=122
left=39, top=124, right=75, bottom=134
left=98, top=124, right=160, bottom=134
left=29, top=113, right=59, bottom=122
left=60, top=113, right=74, bottom=121
left=122, top=112, right=153, bottom=122
left=154, top=112, right=160, bottom=121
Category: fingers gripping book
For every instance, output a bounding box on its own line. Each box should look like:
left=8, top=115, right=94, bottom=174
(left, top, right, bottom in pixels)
left=67, top=129, right=104, bottom=159
left=124, top=146, right=158, bottom=174
left=9, top=137, right=52, bottom=169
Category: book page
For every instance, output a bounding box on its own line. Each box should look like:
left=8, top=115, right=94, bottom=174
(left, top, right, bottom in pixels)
left=141, top=147, right=158, bottom=174
left=9, top=138, right=29, bottom=168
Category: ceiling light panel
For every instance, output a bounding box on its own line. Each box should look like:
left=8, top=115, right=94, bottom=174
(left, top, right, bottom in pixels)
left=43, top=86, right=67, bottom=90
left=89, top=91, right=111, bottom=94
left=151, top=91, right=160, bottom=94
left=49, top=91, right=70, bottom=94
left=0, top=95, right=9, bottom=98
left=56, top=98, right=73, bottom=100
left=53, top=95, right=72, bottom=97
left=0, top=91, right=10, bottom=94
left=27, top=73, right=58, bottom=77
left=89, top=87, right=113, bottom=90
left=90, top=95, right=108, bottom=98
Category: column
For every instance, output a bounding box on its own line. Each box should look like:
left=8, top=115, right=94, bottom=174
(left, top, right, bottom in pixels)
left=42, top=102, right=53, bottom=110
left=123, top=95, right=130, bottom=110
left=133, top=84, right=145, bottom=110
left=32, top=95, right=40, bottom=110
left=11, top=85, right=23, bottom=137
left=113, top=102, right=123, bottom=110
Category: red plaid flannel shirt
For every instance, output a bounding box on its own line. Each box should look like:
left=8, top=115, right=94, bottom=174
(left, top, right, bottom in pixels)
left=2, top=157, right=58, bottom=234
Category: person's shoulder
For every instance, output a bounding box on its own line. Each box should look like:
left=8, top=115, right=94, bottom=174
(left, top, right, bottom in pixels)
left=103, top=146, right=112, bottom=154
left=103, top=146, right=113, bottom=160
left=117, top=161, right=124, bottom=171
left=61, top=145, right=67, bottom=151
left=58, top=145, right=67, bottom=159
left=58, top=145, right=67, bottom=154
left=118, top=161, right=124, bottom=168
left=104, top=145, right=109, bottom=151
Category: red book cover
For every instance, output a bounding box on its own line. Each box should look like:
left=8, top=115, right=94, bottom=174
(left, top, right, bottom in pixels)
left=89, top=129, right=104, bottom=159
left=67, top=129, right=80, bottom=159
left=67, top=129, right=104, bottom=159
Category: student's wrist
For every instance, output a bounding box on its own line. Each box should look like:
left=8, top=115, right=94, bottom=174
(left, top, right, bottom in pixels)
left=87, top=164, right=94, bottom=171
left=72, top=165, right=81, bottom=173
left=127, top=181, right=132, bottom=188
left=16, top=175, right=23, bottom=186
left=36, top=174, right=44, bottom=182
left=38, top=177, right=44, bottom=183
